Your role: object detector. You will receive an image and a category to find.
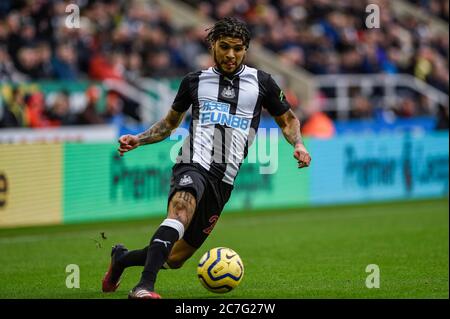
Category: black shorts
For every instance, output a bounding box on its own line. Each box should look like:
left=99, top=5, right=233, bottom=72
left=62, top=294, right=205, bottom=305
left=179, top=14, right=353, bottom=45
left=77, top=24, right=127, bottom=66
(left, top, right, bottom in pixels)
left=168, top=163, right=233, bottom=248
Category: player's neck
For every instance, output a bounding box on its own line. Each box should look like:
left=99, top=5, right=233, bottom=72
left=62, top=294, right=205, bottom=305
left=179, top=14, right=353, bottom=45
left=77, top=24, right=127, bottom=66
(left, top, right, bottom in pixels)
left=213, top=64, right=244, bottom=77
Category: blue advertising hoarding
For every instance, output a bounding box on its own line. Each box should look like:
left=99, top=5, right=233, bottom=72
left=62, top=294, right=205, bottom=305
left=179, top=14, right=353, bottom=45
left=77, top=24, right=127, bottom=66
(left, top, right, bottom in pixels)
left=310, top=132, right=448, bottom=205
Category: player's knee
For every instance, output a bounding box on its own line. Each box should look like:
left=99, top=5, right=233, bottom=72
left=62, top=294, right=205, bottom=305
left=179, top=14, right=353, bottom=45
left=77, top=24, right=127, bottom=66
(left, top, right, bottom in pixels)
left=169, top=192, right=196, bottom=227
left=169, top=199, right=189, bottom=226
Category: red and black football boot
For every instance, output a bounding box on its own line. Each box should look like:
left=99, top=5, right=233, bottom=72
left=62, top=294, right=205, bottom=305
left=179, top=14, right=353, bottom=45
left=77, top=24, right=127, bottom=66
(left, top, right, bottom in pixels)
left=102, top=244, right=128, bottom=292
left=128, top=287, right=162, bottom=299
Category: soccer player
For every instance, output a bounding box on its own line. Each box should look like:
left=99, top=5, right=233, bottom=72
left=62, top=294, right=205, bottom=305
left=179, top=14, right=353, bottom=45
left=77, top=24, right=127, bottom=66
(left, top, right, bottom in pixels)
left=102, top=17, right=311, bottom=299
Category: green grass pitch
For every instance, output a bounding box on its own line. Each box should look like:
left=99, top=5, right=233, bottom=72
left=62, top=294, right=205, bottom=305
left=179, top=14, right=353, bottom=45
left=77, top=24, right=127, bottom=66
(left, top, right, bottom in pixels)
left=0, top=198, right=448, bottom=299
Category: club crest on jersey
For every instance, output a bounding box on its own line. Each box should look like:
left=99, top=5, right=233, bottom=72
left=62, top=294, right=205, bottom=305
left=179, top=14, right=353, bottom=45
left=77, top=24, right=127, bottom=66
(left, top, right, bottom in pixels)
left=221, top=86, right=235, bottom=99
left=179, top=175, right=193, bottom=186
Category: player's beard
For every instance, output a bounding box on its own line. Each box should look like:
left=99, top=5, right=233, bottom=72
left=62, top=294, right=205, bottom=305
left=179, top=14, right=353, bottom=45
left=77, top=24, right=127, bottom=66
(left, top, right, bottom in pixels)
left=212, top=49, right=244, bottom=76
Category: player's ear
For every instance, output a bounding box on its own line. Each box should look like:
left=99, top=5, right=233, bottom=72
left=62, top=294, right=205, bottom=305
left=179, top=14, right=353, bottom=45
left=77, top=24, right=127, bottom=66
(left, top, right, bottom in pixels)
left=207, top=40, right=214, bottom=50
left=209, top=41, right=218, bottom=57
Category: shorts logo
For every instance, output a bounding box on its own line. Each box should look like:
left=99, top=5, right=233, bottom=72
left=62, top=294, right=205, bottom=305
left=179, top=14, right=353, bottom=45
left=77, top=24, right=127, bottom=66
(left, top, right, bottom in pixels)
left=179, top=175, right=193, bottom=186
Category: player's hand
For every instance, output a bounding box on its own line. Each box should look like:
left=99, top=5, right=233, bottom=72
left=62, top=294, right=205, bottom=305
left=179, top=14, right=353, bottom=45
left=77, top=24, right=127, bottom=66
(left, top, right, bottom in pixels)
left=118, top=134, right=140, bottom=156
left=294, top=143, right=311, bottom=169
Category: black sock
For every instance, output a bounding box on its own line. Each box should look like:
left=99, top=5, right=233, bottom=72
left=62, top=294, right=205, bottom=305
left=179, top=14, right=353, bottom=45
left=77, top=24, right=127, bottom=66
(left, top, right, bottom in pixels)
left=116, top=247, right=148, bottom=268
left=108, top=247, right=129, bottom=283
left=137, top=225, right=180, bottom=291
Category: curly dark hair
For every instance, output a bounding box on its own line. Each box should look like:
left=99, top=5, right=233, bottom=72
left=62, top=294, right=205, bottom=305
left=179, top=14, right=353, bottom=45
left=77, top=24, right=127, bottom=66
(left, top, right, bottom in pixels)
left=205, top=17, right=251, bottom=49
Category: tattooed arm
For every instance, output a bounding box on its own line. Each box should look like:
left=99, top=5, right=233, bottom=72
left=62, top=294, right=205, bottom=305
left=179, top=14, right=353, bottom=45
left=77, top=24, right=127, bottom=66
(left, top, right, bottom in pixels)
left=118, top=109, right=185, bottom=156
left=274, top=109, right=312, bottom=168
left=137, top=109, right=185, bottom=145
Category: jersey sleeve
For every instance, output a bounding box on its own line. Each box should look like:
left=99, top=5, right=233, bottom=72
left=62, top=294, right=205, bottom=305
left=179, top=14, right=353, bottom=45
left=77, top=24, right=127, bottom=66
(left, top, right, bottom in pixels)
left=261, top=74, right=291, bottom=117
left=171, top=74, right=193, bottom=112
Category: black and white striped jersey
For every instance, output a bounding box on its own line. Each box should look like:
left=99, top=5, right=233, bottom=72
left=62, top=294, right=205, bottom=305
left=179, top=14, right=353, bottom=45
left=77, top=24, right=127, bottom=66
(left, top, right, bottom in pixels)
left=172, top=64, right=290, bottom=185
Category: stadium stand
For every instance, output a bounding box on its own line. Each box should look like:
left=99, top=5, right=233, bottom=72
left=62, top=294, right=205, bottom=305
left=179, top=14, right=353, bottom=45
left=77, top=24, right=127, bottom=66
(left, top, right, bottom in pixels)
left=0, top=0, right=448, bottom=134
left=182, top=0, right=448, bottom=119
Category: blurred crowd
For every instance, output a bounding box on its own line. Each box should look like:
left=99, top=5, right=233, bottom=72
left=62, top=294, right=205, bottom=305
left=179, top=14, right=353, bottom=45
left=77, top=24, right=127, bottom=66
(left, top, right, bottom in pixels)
left=0, top=84, right=132, bottom=128
left=0, top=0, right=207, bottom=128
left=188, top=0, right=448, bottom=93
left=186, top=0, right=449, bottom=130
left=0, top=0, right=448, bottom=132
left=0, top=0, right=203, bottom=83
left=407, top=0, right=449, bottom=22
